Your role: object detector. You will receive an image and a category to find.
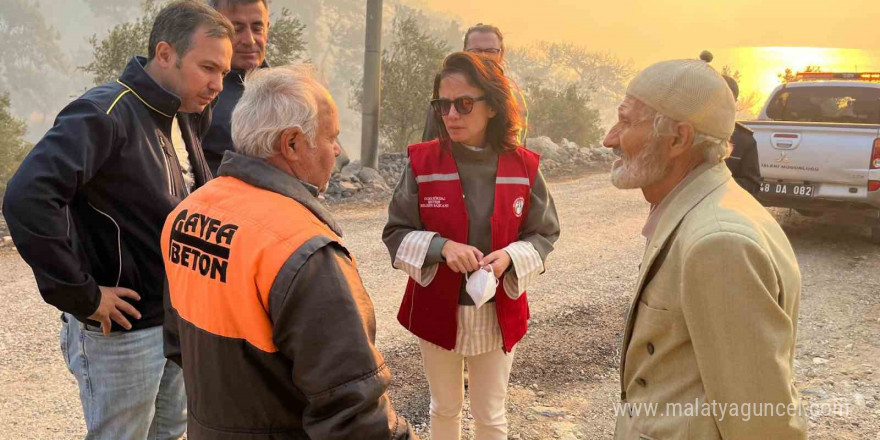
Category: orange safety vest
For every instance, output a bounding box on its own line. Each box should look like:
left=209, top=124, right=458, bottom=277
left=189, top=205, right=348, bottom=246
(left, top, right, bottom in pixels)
left=161, top=176, right=343, bottom=353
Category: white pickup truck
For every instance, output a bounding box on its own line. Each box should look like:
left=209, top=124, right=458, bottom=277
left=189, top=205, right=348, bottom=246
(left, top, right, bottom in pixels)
left=742, top=72, right=880, bottom=243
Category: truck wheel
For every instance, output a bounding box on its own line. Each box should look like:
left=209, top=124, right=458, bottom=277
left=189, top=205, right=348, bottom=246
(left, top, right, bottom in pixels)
left=872, top=227, right=880, bottom=245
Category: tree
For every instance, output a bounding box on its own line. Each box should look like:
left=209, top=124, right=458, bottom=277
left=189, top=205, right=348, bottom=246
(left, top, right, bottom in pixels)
left=0, top=0, right=69, bottom=118
left=84, top=0, right=141, bottom=21
left=81, top=0, right=309, bottom=86
left=778, top=65, right=822, bottom=84
left=266, top=8, right=308, bottom=66
left=721, top=65, right=762, bottom=120
left=0, top=94, right=32, bottom=196
left=81, top=0, right=158, bottom=86
left=507, top=42, right=634, bottom=129
left=524, top=81, right=602, bottom=147
left=352, top=5, right=448, bottom=152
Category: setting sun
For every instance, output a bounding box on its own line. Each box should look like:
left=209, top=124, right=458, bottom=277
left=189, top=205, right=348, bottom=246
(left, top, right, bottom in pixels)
left=711, top=47, right=880, bottom=117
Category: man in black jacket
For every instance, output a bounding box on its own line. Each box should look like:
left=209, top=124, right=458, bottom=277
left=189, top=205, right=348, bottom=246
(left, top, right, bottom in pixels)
left=2, top=2, right=233, bottom=438
left=722, top=75, right=762, bottom=194
left=202, top=0, right=271, bottom=175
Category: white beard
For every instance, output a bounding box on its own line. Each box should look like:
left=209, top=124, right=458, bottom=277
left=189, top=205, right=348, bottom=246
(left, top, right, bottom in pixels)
left=610, top=138, right=670, bottom=189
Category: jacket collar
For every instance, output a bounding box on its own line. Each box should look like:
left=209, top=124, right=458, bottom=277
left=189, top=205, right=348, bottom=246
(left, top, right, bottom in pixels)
left=619, top=160, right=732, bottom=396
left=117, top=56, right=181, bottom=119
left=639, top=160, right=732, bottom=274
left=227, top=60, right=270, bottom=85
left=217, top=151, right=343, bottom=237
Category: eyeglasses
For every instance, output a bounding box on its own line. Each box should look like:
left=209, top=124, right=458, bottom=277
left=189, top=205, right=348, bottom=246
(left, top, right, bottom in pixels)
left=431, top=96, right=487, bottom=116
left=467, top=48, right=502, bottom=55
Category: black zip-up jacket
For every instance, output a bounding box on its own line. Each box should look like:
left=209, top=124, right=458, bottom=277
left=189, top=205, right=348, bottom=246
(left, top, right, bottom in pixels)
left=202, top=61, right=268, bottom=175
left=2, top=56, right=213, bottom=331
left=725, top=122, right=762, bottom=195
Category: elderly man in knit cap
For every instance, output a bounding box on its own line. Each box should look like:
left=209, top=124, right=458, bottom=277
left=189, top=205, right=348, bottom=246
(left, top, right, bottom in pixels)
left=605, top=54, right=807, bottom=440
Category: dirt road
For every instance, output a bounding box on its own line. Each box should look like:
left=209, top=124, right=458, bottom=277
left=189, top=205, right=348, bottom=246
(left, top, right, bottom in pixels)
left=1, top=172, right=877, bottom=438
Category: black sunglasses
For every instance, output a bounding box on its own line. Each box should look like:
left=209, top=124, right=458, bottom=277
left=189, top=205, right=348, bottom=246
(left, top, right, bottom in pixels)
left=431, top=96, right=487, bottom=116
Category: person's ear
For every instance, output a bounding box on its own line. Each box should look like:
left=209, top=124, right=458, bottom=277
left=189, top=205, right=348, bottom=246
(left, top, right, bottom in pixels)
left=487, top=105, right=497, bottom=119
left=153, top=41, right=176, bottom=68
left=668, top=122, right=696, bottom=159
left=277, top=126, right=305, bottom=162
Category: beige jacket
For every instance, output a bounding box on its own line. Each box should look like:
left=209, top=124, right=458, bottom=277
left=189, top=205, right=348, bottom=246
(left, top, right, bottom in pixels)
left=614, top=162, right=807, bottom=440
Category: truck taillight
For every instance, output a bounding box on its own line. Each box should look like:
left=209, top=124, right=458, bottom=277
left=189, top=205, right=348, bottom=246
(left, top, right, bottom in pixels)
left=870, top=181, right=880, bottom=192
left=873, top=138, right=880, bottom=169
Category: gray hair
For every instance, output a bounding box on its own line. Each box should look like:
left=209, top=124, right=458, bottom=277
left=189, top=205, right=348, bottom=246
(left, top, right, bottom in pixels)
left=637, top=105, right=731, bottom=164
left=231, top=64, right=327, bottom=158
left=148, top=0, right=234, bottom=61
left=207, top=0, right=269, bottom=10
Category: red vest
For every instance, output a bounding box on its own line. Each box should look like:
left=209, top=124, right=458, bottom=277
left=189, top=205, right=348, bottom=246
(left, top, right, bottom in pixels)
left=397, top=139, right=540, bottom=352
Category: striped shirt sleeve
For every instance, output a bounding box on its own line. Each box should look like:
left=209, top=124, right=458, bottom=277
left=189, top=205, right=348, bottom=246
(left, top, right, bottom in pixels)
left=393, top=230, right=440, bottom=287
left=502, top=240, right=544, bottom=299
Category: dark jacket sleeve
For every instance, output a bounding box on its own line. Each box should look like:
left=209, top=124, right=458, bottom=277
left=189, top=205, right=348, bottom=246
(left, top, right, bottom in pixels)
left=726, top=127, right=761, bottom=195
left=520, top=167, right=560, bottom=264
left=163, top=277, right=183, bottom=368
left=382, top=163, right=446, bottom=266
left=736, top=134, right=761, bottom=194
left=269, top=238, right=416, bottom=440
left=2, top=99, right=117, bottom=319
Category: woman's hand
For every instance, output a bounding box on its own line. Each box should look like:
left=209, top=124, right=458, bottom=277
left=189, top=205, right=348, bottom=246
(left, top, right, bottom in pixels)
left=441, top=241, right=484, bottom=273
left=481, top=250, right=511, bottom=279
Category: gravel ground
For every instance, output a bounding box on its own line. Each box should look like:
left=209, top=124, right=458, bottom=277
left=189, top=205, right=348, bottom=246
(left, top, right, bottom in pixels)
left=1, top=172, right=878, bottom=439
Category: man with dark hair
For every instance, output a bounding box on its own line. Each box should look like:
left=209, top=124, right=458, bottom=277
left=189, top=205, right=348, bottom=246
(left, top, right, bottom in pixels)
left=722, top=74, right=762, bottom=194
left=421, top=23, right=529, bottom=145
left=203, top=0, right=271, bottom=174
left=2, top=1, right=233, bottom=438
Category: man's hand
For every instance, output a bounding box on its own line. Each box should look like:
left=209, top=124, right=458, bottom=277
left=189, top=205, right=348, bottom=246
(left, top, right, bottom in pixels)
left=481, top=250, right=511, bottom=279
left=88, top=286, right=142, bottom=335
left=441, top=241, right=484, bottom=274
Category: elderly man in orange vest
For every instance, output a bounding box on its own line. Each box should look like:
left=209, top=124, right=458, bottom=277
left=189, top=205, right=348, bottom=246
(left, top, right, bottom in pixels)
left=161, top=65, right=416, bottom=439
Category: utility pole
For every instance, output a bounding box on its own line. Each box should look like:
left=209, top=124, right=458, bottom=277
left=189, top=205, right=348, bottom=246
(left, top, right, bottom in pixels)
left=360, top=0, right=382, bottom=169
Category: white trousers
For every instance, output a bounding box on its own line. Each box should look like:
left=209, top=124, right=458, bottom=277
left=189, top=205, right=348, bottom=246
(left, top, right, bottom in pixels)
left=418, top=339, right=516, bottom=440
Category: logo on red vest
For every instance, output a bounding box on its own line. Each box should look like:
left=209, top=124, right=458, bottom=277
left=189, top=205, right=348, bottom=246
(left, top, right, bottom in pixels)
left=513, top=197, right=525, bottom=218
left=420, top=196, right=449, bottom=209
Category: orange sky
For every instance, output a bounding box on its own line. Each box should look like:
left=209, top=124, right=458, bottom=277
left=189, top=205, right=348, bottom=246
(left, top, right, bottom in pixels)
left=418, top=0, right=880, bottom=109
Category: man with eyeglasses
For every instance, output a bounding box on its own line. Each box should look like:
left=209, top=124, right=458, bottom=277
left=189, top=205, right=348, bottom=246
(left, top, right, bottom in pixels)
left=421, top=23, right=529, bottom=145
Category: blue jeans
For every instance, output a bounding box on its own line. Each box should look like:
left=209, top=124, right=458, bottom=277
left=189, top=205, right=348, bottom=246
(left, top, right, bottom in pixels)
left=61, top=313, right=186, bottom=440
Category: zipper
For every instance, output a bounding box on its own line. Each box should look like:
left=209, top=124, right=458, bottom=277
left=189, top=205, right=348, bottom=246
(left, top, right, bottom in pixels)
left=159, top=136, right=176, bottom=197
left=88, top=203, right=122, bottom=288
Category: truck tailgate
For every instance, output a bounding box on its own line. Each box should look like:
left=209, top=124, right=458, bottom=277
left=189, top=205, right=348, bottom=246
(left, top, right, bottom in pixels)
left=743, top=121, right=880, bottom=186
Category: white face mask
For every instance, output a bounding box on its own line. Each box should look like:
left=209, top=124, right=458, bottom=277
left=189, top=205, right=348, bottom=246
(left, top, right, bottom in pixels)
left=465, top=266, right=498, bottom=309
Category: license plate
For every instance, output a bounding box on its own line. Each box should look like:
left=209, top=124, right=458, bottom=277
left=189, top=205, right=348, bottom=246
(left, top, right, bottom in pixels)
left=759, top=182, right=814, bottom=197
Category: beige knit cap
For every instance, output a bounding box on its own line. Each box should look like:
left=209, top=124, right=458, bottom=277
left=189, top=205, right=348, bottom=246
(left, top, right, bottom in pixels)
left=626, top=58, right=736, bottom=140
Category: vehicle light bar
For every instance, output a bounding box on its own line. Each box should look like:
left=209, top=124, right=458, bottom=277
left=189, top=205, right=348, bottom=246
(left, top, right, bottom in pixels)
left=795, top=72, right=880, bottom=82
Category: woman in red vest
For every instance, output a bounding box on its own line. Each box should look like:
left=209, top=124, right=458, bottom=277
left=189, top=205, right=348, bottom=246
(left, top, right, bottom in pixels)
left=383, top=52, right=560, bottom=440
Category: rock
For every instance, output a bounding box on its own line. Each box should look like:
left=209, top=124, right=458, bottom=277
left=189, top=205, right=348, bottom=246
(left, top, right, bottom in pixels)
left=339, top=182, right=360, bottom=192
left=527, top=136, right=561, bottom=160
left=532, top=406, right=567, bottom=418
left=801, top=387, right=827, bottom=398
left=357, top=167, right=383, bottom=184
left=332, top=147, right=351, bottom=174
left=812, top=357, right=828, bottom=365
left=854, top=393, right=866, bottom=408
left=339, top=161, right=362, bottom=180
